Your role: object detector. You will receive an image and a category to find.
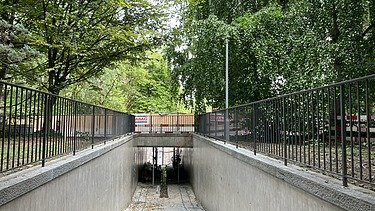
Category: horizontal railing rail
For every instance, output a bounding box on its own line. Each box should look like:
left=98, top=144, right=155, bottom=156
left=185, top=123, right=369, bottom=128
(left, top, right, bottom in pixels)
left=196, top=74, right=375, bottom=190
left=0, top=81, right=135, bottom=173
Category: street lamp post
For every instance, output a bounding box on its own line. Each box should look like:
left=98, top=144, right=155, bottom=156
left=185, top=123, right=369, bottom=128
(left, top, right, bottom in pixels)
left=225, top=38, right=229, bottom=142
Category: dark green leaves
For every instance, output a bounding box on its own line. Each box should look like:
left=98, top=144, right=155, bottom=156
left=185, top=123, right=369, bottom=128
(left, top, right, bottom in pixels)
left=167, top=0, right=375, bottom=112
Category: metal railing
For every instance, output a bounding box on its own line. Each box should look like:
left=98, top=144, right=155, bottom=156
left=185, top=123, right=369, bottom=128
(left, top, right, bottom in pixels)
left=196, top=74, right=375, bottom=190
left=134, top=113, right=194, bottom=133
left=0, top=81, right=135, bottom=173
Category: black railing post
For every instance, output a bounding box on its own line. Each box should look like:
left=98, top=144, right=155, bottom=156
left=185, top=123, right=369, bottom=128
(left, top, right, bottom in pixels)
left=202, top=114, right=206, bottom=135
left=132, top=115, right=136, bottom=133
left=199, top=114, right=202, bottom=134
left=224, top=109, right=229, bottom=144
left=42, top=94, right=49, bottom=167
left=340, top=84, right=348, bottom=187
left=283, top=97, right=287, bottom=166
left=206, top=113, right=209, bottom=136
left=214, top=112, right=217, bottom=138
left=1, top=84, right=7, bottom=172
left=253, top=104, right=257, bottom=155
left=91, top=106, right=95, bottom=149
left=104, top=109, right=107, bottom=143
left=12, top=86, right=19, bottom=169
left=177, top=112, right=180, bottom=132
left=208, top=113, right=211, bottom=136
left=73, top=101, right=77, bottom=155
left=201, top=114, right=204, bottom=134
left=235, top=107, right=238, bottom=148
left=149, top=113, right=152, bottom=133
left=122, top=113, right=126, bottom=134
left=201, top=113, right=203, bottom=135
left=196, top=114, right=200, bottom=133
left=206, top=114, right=209, bottom=136
left=365, top=79, right=372, bottom=183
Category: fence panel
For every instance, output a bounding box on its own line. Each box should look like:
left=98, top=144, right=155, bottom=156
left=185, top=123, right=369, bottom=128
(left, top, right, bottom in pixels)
left=0, top=81, right=134, bottom=173
left=197, top=74, right=375, bottom=190
left=134, top=113, right=194, bottom=133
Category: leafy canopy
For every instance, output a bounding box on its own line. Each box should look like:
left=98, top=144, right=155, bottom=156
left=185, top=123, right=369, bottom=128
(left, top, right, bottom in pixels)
left=3, top=0, right=165, bottom=95
left=166, top=0, right=375, bottom=112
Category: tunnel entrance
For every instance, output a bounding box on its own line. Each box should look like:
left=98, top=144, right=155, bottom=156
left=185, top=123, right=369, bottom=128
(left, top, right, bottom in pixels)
left=139, top=147, right=189, bottom=184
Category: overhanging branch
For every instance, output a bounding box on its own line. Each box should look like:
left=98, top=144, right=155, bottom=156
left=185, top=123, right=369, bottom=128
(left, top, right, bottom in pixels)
left=362, top=22, right=375, bottom=38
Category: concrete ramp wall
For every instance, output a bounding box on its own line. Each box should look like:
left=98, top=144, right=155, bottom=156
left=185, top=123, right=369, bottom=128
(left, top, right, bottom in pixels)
left=0, top=135, right=144, bottom=211
left=185, top=134, right=374, bottom=211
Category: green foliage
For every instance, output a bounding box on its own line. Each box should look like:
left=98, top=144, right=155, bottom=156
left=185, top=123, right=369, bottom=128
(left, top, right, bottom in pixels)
left=62, top=52, right=187, bottom=113
left=0, top=19, right=39, bottom=80
left=3, top=0, right=165, bottom=95
left=167, top=0, right=375, bottom=112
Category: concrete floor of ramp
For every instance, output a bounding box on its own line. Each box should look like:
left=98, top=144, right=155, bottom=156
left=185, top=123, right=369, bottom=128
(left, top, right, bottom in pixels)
left=125, top=183, right=205, bottom=211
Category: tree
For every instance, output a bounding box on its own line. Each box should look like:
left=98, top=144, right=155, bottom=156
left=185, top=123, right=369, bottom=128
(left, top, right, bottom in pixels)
left=62, top=51, right=187, bottom=113
left=0, top=0, right=39, bottom=80
left=10, top=0, right=165, bottom=95
left=166, top=4, right=283, bottom=111
left=166, top=0, right=375, bottom=112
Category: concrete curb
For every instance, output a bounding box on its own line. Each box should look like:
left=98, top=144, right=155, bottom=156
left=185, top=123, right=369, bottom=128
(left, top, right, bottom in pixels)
left=193, top=134, right=375, bottom=211
left=0, top=135, right=133, bottom=206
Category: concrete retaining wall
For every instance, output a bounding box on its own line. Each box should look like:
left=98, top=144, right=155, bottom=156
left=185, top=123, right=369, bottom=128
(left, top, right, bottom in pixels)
left=0, top=135, right=145, bottom=211
left=185, top=134, right=375, bottom=211
left=2, top=133, right=374, bottom=211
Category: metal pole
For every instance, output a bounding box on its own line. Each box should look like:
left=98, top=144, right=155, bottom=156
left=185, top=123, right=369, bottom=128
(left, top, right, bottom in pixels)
left=104, top=109, right=107, bottom=143
left=177, top=112, right=180, bottom=132
left=73, top=101, right=77, bottom=155
left=173, top=147, right=176, bottom=169
left=42, top=94, right=49, bottom=167
left=149, top=113, right=152, bottom=133
left=91, top=106, right=95, bottom=149
left=340, top=84, right=348, bottom=187
left=177, top=148, right=180, bottom=184
left=152, top=147, right=155, bottom=185
left=225, top=38, right=229, bottom=142
left=208, top=113, right=211, bottom=136
left=235, top=107, right=238, bottom=148
left=178, top=161, right=180, bottom=184
left=253, top=104, right=257, bottom=155
left=215, top=112, right=217, bottom=138
left=283, top=97, right=287, bottom=166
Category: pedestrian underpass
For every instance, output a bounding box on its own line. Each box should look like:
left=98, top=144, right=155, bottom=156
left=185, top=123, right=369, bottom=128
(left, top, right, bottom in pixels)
left=0, top=133, right=374, bottom=211
left=0, top=78, right=375, bottom=211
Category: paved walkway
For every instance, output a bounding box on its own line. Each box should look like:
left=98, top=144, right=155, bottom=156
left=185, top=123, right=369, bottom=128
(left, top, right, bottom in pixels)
left=125, top=183, right=205, bottom=211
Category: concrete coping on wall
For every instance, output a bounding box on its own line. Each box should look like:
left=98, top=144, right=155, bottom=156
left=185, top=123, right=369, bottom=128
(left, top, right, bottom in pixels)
left=134, top=133, right=193, bottom=147
left=193, top=134, right=375, bottom=211
left=134, top=133, right=193, bottom=138
left=0, top=135, right=133, bottom=207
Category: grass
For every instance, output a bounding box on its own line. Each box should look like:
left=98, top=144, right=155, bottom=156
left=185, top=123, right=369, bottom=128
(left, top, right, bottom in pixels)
left=0, top=136, right=105, bottom=173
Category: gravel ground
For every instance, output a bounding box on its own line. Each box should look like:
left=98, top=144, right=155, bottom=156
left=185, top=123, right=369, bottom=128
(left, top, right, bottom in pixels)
left=125, top=183, right=205, bottom=211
